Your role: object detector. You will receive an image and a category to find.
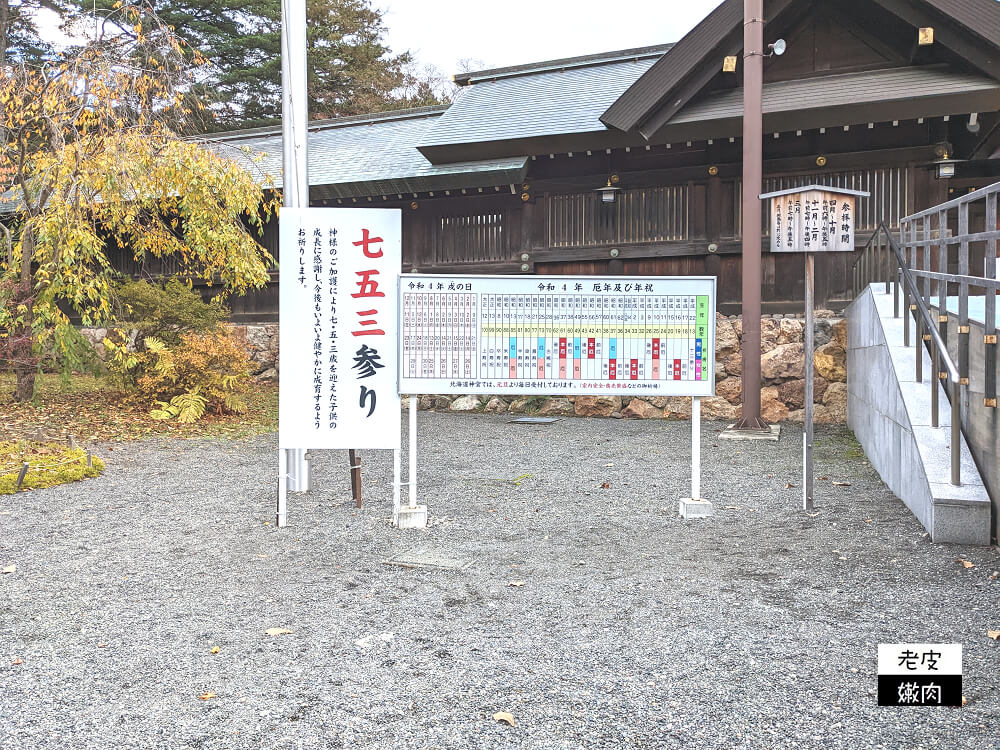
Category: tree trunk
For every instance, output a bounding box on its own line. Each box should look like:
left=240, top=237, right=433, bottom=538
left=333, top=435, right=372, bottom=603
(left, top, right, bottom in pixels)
left=13, top=225, right=35, bottom=402
left=1, top=0, right=7, bottom=71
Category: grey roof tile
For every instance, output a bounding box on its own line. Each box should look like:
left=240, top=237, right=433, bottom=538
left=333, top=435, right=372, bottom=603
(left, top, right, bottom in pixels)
left=207, top=107, right=528, bottom=199
left=417, top=56, right=662, bottom=152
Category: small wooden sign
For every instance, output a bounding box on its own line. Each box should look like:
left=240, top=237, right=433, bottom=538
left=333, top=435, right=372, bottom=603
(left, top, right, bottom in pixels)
left=761, top=185, right=870, bottom=254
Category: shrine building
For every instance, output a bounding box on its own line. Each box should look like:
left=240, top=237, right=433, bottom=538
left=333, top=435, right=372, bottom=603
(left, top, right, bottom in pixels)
left=137, top=0, right=1000, bottom=321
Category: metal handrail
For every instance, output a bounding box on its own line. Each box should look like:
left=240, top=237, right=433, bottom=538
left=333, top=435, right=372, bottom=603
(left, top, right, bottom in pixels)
left=853, top=219, right=962, bottom=485
left=882, top=222, right=961, bottom=382
left=901, top=182, right=1000, bottom=222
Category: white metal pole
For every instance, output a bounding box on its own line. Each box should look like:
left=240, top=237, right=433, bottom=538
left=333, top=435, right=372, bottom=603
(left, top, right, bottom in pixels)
left=408, top=395, right=418, bottom=509
left=691, top=396, right=701, bottom=500
left=392, top=447, right=401, bottom=526
left=280, top=0, right=310, bottom=494
left=277, top=448, right=288, bottom=527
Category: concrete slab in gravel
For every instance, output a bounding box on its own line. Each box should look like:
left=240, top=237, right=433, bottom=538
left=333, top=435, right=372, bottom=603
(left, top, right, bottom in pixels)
left=2, top=415, right=999, bottom=750
left=385, top=547, right=474, bottom=571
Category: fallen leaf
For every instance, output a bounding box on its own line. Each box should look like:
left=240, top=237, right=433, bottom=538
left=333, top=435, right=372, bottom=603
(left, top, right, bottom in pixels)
left=604, top=463, right=614, bottom=467
left=508, top=581, right=526, bottom=588
left=210, top=646, right=221, bottom=654
left=961, top=696, right=967, bottom=707
left=493, top=711, right=516, bottom=727
left=990, top=571, right=999, bottom=580
left=1, top=564, right=15, bottom=575
left=832, top=481, right=851, bottom=487
left=97, top=643, right=107, bottom=648
left=957, top=559, right=975, bottom=569
left=722, top=505, right=741, bottom=510
left=198, top=692, right=217, bottom=701
left=265, top=628, right=294, bottom=636
left=766, top=473, right=773, bottom=479
left=12, top=658, right=23, bottom=665
left=987, top=630, right=1000, bottom=641
left=818, top=475, right=829, bottom=480
left=784, top=482, right=796, bottom=489
left=864, top=519, right=873, bottom=523
left=599, top=482, right=610, bottom=489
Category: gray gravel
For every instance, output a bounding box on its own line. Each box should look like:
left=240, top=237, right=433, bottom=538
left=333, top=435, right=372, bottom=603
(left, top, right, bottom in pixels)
left=1, top=413, right=998, bottom=749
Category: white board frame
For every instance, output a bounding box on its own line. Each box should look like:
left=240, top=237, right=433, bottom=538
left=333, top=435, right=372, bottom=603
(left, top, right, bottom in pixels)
left=397, top=274, right=716, bottom=397
left=279, top=207, right=401, bottom=450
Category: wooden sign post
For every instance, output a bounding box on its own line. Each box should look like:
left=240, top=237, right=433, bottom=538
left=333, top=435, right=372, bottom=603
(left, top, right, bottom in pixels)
left=760, top=185, right=869, bottom=511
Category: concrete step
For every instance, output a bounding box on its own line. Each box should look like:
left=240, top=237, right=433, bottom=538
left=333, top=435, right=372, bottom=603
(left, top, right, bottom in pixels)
left=846, top=285, right=991, bottom=545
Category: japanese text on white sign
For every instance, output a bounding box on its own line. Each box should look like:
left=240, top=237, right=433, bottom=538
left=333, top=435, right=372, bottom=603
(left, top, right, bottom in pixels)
left=279, top=208, right=401, bottom=449
left=398, top=275, right=716, bottom=396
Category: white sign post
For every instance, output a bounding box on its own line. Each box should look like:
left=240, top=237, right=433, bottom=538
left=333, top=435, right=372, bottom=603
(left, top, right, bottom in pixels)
left=278, top=208, right=401, bottom=523
left=279, top=0, right=310, bottom=517
left=397, top=274, right=717, bottom=522
left=761, top=185, right=869, bottom=511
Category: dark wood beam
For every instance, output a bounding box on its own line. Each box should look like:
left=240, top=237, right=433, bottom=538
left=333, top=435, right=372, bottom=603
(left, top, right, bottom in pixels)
left=873, top=0, right=1000, bottom=79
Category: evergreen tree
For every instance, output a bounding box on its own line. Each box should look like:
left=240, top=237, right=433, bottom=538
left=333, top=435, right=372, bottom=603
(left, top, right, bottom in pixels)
left=1, top=0, right=71, bottom=67
left=77, top=0, right=447, bottom=130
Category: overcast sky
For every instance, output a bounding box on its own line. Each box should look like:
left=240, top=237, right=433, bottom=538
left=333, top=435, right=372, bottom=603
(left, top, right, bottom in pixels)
left=35, top=1, right=725, bottom=77
left=373, top=0, right=725, bottom=77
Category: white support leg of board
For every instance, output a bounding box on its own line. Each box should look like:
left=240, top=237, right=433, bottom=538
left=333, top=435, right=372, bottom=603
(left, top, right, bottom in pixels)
left=679, top=396, right=713, bottom=519
left=397, top=395, right=427, bottom=529
left=392, top=447, right=401, bottom=527
left=276, top=449, right=289, bottom=528
left=288, top=447, right=310, bottom=493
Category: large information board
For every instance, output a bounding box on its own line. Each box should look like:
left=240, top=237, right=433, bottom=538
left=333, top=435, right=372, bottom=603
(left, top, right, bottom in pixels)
left=398, top=275, right=715, bottom=396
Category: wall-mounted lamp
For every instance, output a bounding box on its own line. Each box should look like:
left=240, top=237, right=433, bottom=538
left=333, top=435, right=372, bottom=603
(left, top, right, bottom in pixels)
left=919, top=27, right=934, bottom=45
left=967, top=113, right=980, bottom=134
left=595, top=178, right=622, bottom=203
left=520, top=253, right=530, bottom=262
left=816, top=155, right=827, bottom=167
left=722, top=55, right=738, bottom=72
left=609, top=248, right=620, bottom=258
left=708, top=165, right=719, bottom=176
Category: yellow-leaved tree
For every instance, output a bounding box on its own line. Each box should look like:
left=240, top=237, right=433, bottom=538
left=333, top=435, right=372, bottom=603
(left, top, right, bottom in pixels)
left=0, top=2, right=277, bottom=401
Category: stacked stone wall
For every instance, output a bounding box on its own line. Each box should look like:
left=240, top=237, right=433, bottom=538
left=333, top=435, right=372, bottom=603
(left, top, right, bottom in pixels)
left=82, top=313, right=848, bottom=422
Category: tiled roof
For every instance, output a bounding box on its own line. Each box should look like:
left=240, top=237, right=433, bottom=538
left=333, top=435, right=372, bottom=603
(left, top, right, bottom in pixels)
left=208, top=106, right=529, bottom=199
left=417, top=46, right=671, bottom=162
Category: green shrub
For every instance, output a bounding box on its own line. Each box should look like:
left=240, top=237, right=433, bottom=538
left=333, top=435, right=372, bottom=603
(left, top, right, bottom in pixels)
left=104, top=279, right=233, bottom=391
left=113, top=279, right=229, bottom=348
left=0, top=442, right=106, bottom=494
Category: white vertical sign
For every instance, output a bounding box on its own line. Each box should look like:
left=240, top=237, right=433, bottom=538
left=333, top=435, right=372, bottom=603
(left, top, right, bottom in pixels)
left=280, top=207, right=401, bottom=449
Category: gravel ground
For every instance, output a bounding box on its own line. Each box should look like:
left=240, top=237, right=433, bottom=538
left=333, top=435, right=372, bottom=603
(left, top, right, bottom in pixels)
left=2, top=413, right=999, bottom=750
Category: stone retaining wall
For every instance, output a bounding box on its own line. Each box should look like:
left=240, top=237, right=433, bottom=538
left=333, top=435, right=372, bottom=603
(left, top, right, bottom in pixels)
left=82, top=313, right=848, bottom=422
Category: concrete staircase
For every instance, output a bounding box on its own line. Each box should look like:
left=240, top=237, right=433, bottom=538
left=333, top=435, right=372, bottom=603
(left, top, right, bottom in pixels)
left=846, top=284, right=992, bottom=545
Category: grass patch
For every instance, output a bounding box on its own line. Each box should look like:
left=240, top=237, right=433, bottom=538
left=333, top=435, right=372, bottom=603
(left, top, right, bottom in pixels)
left=0, top=441, right=106, bottom=494
left=0, top=373, right=278, bottom=443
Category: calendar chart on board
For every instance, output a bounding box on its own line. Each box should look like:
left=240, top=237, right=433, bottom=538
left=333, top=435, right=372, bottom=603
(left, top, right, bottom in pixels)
left=398, top=275, right=716, bottom=397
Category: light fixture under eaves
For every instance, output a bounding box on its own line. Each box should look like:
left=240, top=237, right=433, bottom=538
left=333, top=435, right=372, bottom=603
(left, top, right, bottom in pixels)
left=596, top=179, right=622, bottom=203
left=767, top=39, right=786, bottom=56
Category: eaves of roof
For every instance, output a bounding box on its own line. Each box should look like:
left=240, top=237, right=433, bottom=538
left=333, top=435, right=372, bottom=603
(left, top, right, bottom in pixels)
left=650, top=65, right=1000, bottom=143
left=206, top=105, right=529, bottom=199
left=602, top=0, right=1000, bottom=138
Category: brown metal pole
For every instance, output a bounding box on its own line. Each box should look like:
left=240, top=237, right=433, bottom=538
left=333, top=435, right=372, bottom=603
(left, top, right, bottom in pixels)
left=804, top=254, right=814, bottom=511
left=348, top=449, right=362, bottom=508
left=734, top=0, right=767, bottom=430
